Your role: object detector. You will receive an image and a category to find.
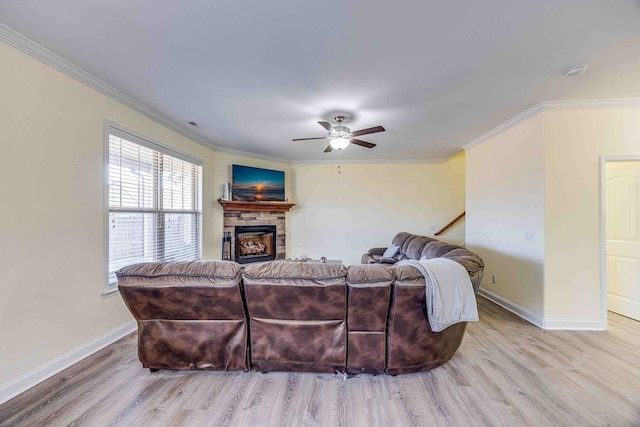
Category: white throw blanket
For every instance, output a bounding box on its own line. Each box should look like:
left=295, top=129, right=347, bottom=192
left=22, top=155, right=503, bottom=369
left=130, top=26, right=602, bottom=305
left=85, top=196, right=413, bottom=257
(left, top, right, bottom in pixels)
left=395, top=258, right=479, bottom=332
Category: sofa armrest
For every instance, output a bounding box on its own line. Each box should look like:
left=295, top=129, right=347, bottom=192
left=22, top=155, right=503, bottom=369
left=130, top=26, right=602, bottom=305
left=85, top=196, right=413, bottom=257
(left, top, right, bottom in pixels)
left=361, top=247, right=389, bottom=265
left=368, top=247, right=387, bottom=256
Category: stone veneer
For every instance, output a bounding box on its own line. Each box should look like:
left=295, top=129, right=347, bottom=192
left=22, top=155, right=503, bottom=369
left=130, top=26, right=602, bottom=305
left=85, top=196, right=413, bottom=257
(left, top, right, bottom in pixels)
left=223, top=211, right=286, bottom=261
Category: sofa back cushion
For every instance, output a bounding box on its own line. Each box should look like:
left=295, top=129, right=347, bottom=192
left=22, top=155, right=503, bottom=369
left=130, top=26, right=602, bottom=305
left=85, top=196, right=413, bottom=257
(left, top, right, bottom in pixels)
left=421, top=241, right=463, bottom=260
left=242, top=261, right=347, bottom=320
left=440, top=248, right=484, bottom=273
left=419, top=242, right=485, bottom=292
left=242, top=260, right=348, bottom=372
left=117, top=260, right=245, bottom=320
left=391, top=232, right=414, bottom=249
left=405, top=236, right=436, bottom=260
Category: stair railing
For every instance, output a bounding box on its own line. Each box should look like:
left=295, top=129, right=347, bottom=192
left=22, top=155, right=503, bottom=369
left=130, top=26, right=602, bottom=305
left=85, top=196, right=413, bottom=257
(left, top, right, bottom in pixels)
left=434, top=212, right=465, bottom=236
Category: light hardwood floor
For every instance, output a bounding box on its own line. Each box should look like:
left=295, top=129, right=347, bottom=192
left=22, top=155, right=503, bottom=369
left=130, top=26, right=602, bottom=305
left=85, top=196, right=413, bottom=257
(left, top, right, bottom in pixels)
left=1, top=297, right=639, bottom=426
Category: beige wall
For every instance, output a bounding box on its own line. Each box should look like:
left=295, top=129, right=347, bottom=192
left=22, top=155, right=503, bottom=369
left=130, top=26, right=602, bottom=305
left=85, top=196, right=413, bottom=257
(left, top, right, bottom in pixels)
left=289, top=154, right=466, bottom=266
left=543, top=108, right=640, bottom=322
left=0, top=41, right=289, bottom=385
left=1, top=36, right=463, bottom=386
left=466, top=115, right=546, bottom=318
left=466, top=106, right=640, bottom=328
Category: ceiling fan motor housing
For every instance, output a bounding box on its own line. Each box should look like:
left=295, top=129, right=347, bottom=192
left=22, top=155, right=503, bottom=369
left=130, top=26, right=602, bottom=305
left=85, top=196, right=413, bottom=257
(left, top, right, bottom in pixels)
left=331, top=125, right=351, bottom=139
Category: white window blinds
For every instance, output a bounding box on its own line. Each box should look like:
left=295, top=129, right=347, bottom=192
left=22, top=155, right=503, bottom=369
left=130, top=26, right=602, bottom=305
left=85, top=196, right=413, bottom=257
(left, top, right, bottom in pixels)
left=107, top=128, right=202, bottom=289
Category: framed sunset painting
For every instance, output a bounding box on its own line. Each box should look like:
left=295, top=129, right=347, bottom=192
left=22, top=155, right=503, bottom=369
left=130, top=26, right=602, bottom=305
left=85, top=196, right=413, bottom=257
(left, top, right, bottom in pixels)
left=232, top=164, right=285, bottom=202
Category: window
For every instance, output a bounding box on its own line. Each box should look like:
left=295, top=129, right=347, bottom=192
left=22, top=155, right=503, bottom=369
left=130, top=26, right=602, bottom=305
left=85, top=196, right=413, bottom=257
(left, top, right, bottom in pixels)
left=106, top=125, right=202, bottom=291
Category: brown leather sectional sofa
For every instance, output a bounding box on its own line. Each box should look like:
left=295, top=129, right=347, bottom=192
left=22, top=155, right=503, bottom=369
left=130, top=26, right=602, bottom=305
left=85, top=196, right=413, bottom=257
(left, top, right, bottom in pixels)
left=118, top=235, right=483, bottom=376
left=362, top=232, right=480, bottom=271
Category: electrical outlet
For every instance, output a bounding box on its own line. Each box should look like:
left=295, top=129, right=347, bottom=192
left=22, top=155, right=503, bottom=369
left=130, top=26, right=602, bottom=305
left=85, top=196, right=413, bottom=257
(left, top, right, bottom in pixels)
left=525, top=231, right=536, bottom=241
left=429, top=224, right=436, bottom=232
left=491, top=275, right=496, bottom=284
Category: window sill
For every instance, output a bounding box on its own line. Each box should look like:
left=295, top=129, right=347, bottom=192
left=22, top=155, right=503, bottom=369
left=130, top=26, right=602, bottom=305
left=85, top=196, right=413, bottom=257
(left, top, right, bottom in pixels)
left=101, top=287, right=119, bottom=296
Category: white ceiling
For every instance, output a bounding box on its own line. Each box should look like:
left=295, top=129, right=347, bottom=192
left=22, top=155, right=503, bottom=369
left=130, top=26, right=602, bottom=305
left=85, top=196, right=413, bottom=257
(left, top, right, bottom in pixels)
left=1, top=1, right=640, bottom=162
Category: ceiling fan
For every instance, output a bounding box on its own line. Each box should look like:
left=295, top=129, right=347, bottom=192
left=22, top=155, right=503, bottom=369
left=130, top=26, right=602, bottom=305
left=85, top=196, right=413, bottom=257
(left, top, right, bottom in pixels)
left=292, top=115, right=385, bottom=152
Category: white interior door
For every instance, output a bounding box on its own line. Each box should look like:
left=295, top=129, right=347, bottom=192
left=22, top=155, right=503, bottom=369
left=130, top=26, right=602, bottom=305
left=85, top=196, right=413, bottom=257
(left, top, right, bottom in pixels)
left=606, top=161, right=640, bottom=321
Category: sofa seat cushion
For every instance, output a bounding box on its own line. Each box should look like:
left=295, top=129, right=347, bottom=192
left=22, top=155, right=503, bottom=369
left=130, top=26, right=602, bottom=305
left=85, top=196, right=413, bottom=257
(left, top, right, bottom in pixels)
left=366, top=255, right=397, bottom=264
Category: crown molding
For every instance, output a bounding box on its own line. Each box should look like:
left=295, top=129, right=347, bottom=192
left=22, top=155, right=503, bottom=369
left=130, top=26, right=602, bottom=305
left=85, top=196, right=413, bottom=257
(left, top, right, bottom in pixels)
left=0, top=24, right=227, bottom=152
left=4, top=24, right=419, bottom=166
left=540, top=98, right=640, bottom=111
left=291, top=157, right=449, bottom=165
left=8, top=23, right=636, bottom=164
left=463, top=98, right=640, bottom=151
left=462, top=103, right=545, bottom=151
left=212, top=144, right=292, bottom=164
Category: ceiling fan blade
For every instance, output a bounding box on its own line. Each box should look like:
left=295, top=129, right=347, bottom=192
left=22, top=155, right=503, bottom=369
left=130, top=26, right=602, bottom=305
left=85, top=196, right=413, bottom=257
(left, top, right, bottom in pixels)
left=351, top=126, right=385, bottom=137
left=292, top=137, right=327, bottom=141
left=318, top=121, right=336, bottom=133
left=350, top=138, right=376, bottom=149
left=323, top=144, right=333, bottom=153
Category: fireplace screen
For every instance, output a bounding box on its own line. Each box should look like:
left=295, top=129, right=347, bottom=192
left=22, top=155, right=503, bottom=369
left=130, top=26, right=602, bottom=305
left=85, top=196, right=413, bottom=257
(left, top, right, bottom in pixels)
left=235, top=225, right=276, bottom=264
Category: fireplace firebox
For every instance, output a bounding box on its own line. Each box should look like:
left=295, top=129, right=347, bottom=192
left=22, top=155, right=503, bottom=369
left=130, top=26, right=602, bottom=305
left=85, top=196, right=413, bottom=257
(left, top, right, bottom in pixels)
left=235, top=225, right=277, bottom=264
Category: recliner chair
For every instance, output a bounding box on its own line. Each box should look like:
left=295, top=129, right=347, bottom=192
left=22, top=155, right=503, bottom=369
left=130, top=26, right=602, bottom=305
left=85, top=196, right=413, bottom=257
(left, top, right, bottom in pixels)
left=117, top=260, right=249, bottom=371
left=242, top=261, right=348, bottom=373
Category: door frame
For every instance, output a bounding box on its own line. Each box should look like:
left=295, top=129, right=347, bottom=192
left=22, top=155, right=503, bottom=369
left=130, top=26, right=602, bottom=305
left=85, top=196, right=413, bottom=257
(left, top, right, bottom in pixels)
left=599, top=154, right=640, bottom=328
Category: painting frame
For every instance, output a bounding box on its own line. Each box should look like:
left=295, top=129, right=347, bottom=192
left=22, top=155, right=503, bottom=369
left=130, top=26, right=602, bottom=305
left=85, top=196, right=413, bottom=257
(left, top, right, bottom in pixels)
left=232, top=164, right=285, bottom=202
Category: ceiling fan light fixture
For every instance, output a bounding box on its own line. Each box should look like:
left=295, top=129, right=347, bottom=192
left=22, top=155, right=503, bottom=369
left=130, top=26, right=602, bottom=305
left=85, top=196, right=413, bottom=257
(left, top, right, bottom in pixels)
left=292, top=115, right=384, bottom=153
left=330, top=137, right=350, bottom=150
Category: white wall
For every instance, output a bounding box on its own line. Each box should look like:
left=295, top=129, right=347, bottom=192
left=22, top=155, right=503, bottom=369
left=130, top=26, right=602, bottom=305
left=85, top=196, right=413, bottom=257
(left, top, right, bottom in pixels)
left=289, top=154, right=466, bottom=266
left=0, top=41, right=289, bottom=387
left=544, top=108, right=640, bottom=323
left=466, top=115, right=546, bottom=319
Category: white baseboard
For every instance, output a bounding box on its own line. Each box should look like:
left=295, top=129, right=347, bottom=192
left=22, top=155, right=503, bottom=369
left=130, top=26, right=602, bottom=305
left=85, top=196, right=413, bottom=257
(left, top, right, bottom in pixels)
left=479, top=288, right=606, bottom=331
left=542, top=318, right=606, bottom=331
left=478, top=287, right=544, bottom=328
left=0, top=320, right=136, bottom=405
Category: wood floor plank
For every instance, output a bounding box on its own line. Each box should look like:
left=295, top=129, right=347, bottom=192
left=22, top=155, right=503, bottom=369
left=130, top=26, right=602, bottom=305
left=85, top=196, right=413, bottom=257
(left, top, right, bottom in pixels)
left=1, top=297, right=640, bottom=426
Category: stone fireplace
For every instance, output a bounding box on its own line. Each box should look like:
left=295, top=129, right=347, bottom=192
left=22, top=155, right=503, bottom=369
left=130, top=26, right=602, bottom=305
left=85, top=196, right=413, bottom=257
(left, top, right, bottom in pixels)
left=235, top=225, right=276, bottom=264
left=220, top=200, right=294, bottom=264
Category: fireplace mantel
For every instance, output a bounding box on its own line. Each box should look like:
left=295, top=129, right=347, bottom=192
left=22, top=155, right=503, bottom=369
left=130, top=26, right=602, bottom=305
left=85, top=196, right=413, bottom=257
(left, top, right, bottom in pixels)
left=218, top=199, right=295, bottom=212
